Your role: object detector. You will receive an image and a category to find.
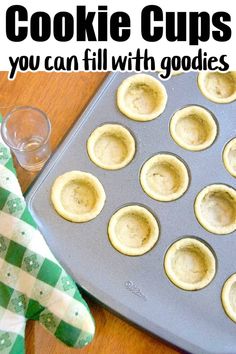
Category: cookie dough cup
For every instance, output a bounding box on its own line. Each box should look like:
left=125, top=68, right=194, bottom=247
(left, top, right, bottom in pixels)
left=140, top=154, right=189, bottom=202
left=195, top=184, right=236, bottom=234
left=117, top=74, right=167, bottom=121
left=164, top=238, right=216, bottom=291
left=87, top=124, right=135, bottom=170
left=170, top=106, right=217, bottom=151
left=51, top=171, right=106, bottom=222
left=222, top=274, right=236, bottom=323
left=108, top=205, right=159, bottom=256
left=223, top=138, right=236, bottom=177
left=198, top=72, right=236, bottom=103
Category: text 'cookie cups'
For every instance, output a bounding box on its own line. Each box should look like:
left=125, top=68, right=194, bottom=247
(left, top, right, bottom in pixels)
left=223, top=138, right=236, bottom=178
left=198, top=72, right=236, bottom=103
left=117, top=74, right=167, bottom=121
left=164, top=238, right=216, bottom=291
left=108, top=205, right=159, bottom=256
left=87, top=124, right=135, bottom=170
left=170, top=105, right=217, bottom=151
left=195, top=184, right=236, bottom=234
left=222, top=274, right=236, bottom=323
left=51, top=171, right=106, bottom=222
left=140, top=154, right=189, bottom=202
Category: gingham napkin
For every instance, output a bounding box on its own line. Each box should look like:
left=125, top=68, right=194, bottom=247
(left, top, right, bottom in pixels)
left=0, top=114, right=95, bottom=353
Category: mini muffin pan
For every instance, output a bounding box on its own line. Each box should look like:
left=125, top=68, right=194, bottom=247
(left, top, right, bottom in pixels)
left=26, top=72, right=236, bottom=354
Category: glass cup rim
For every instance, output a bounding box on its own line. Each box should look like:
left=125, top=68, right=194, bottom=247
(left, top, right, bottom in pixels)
left=1, top=105, right=51, bottom=152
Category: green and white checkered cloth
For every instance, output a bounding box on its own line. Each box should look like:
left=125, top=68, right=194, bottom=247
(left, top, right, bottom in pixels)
left=0, top=114, right=95, bottom=353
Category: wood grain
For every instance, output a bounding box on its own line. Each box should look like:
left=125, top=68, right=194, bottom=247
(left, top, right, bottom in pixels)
left=0, top=71, right=182, bottom=354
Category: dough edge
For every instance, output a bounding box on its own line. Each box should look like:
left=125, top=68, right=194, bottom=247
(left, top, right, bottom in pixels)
left=198, top=72, right=236, bottom=104
left=117, top=74, right=167, bottom=121
left=51, top=170, right=106, bottom=222
left=87, top=124, right=136, bottom=170
left=194, top=184, right=236, bottom=235
left=108, top=205, right=159, bottom=256
left=223, top=138, right=236, bottom=178
left=140, top=154, right=189, bottom=202
left=170, top=105, right=217, bottom=151
left=164, top=237, right=216, bottom=291
left=222, top=273, right=236, bottom=323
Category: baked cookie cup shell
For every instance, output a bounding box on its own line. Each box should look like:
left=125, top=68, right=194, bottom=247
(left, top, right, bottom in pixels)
left=164, top=238, right=216, bottom=291
left=223, top=137, right=236, bottom=178
left=117, top=74, right=167, bottom=121
left=170, top=105, right=217, bottom=151
left=198, top=72, right=236, bottom=104
left=140, top=154, right=189, bottom=202
left=108, top=205, right=159, bottom=256
left=222, top=273, right=236, bottom=323
left=195, top=184, right=236, bottom=235
left=51, top=171, right=106, bottom=222
left=87, top=124, right=135, bottom=170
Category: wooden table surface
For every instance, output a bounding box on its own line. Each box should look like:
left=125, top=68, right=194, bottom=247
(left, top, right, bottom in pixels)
left=0, top=72, right=182, bottom=354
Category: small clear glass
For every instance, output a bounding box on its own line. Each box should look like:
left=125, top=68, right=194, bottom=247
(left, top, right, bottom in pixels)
left=1, top=106, right=51, bottom=171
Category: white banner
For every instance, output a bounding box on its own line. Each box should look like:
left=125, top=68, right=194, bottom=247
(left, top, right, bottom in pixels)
left=0, top=0, right=235, bottom=79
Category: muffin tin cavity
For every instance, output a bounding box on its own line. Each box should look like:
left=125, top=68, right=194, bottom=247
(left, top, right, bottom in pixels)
left=51, top=171, right=106, bottom=222
left=222, top=274, right=236, bottom=323
left=195, top=184, right=236, bottom=235
left=198, top=72, right=236, bottom=103
left=108, top=205, right=159, bottom=256
left=164, top=238, right=216, bottom=291
left=87, top=124, right=135, bottom=170
left=170, top=106, right=217, bottom=151
left=117, top=74, right=167, bottom=121
left=223, top=138, right=236, bottom=177
left=140, top=154, right=189, bottom=202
